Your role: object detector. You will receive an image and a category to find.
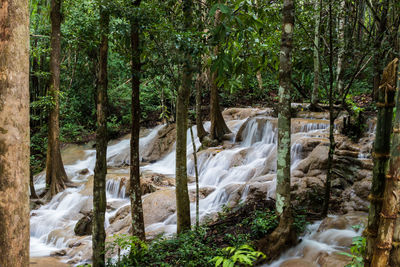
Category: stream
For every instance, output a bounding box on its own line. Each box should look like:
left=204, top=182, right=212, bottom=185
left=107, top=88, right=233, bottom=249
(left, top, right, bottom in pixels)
left=30, top=107, right=373, bottom=266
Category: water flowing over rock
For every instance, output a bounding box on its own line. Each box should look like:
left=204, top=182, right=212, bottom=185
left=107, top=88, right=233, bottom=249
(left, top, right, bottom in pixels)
left=30, top=106, right=376, bottom=265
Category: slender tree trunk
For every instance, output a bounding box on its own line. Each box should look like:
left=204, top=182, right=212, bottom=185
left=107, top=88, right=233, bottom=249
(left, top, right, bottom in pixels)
left=311, top=0, right=321, bottom=107
left=263, top=0, right=295, bottom=259
left=92, top=2, right=108, bottom=266
left=365, top=58, right=396, bottom=266
left=195, top=72, right=207, bottom=141
left=130, top=0, right=145, bottom=241
left=0, top=0, right=30, bottom=265
left=30, top=171, right=38, bottom=199
left=371, top=58, right=399, bottom=267
left=210, top=9, right=230, bottom=141
left=336, top=0, right=346, bottom=96
left=322, top=0, right=336, bottom=217
left=175, top=0, right=192, bottom=234
left=45, top=0, right=68, bottom=197
left=189, top=125, right=200, bottom=228
left=372, top=0, right=389, bottom=100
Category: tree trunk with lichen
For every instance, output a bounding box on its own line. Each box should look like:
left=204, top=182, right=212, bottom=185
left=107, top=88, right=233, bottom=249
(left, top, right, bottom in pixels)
left=365, top=58, right=398, bottom=266
left=130, top=0, right=145, bottom=241
left=210, top=9, right=230, bottom=141
left=262, top=0, right=295, bottom=260
left=45, top=0, right=69, bottom=198
left=175, top=0, right=192, bottom=234
left=371, top=58, right=399, bottom=267
left=92, top=2, right=108, bottom=266
left=0, top=0, right=30, bottom=265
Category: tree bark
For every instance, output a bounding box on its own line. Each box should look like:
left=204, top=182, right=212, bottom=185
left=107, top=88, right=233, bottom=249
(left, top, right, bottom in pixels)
left=336, top=0, right=346, bottom=96
left=0, top=0, right=30, bottom=265
left=92, top=2, right=108, bottom=266
left=371, top=0, right=389, bottom=100
left=322, top=0, right=336, bottom=217
left=175, top=0, right=192, bottom=234
left=371, top=58, right=399, bottom=267
left=390, top=56, right=400, bottom=267
left=45, top=0, right=68, bottom=197
left=210, top=9, right=230, bottom=141
left=130, top=0, right=145, bottom=241
left=311, top=0, right=321, bottom=108
left=190, top=125, right=200, bottom=228
left=262, top=1, right=295, bottom=260
left=365, top=57, right=396, bottom=266
left=195, top=72, right=207, bottom=141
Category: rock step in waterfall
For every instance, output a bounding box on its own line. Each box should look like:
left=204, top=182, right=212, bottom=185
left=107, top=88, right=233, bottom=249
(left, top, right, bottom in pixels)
left=30, top=107, right=376, bottom=266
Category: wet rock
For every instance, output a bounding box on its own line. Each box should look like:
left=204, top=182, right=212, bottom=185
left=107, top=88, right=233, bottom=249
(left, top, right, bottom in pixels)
left=318, top=212, right=367, bottom=232
left=317, top=252, right=351, bottom=267
left=280, top=259, right=318, bottom=267
left=189, top=187, right=216, bottom=202
left=142, top=124, right=176, bottom=162
left=30, top=257, right=69, bottom=267
left=296, top=144, right=329, bottom=174
left=74, top=213, right=93, bottom=236
left=50, top=249, right=67, bottom=257
left=79, top=168, right=89, bottom=175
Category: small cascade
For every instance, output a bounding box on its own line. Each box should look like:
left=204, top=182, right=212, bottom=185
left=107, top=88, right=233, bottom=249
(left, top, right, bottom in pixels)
left=267, top=214, right=365, bottom=267
left=106, top=179, right=128, bottom=199
left=300, top=122, right=329, bottom=133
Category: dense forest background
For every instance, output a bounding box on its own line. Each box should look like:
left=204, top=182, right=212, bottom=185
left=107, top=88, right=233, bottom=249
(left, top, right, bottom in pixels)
left=29, top=0, right=398, bottom=174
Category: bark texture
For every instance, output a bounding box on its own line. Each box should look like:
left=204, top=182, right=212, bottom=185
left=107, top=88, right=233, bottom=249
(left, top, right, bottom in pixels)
left=0, top=0, right=30, bottom=265
left=370, top=58, right=399, bottom=267
left=264, top=1, right=295, bottom=259
left=322, top=0, right=336, bottom=217
left=45, top=0, right=68, bottom=197
left=365, top=57, right=397, bottom=265
left=190, top=125, right=200, bottom=228
left=390, top=58, right=400, bottom=266
left=175, top=0, right=192, bottom=234
left=311, top=0, right=320, bottom=107
left=195, top=72, right=207, bottom=141
left=92, top=3, right=108, bottom=266
left=130, top=0, right=145, bottom=241
left=210, top=9, right=230, bottom=141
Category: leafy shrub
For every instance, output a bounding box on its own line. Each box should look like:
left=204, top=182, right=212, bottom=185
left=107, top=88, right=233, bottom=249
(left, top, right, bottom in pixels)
left=340, top=236, right=365, bottom=267
left=210, top=244, right=266, bottom=267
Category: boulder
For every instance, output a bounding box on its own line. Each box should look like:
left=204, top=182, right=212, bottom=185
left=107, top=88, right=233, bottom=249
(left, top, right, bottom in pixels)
left=280, top=259, right=318, bottom=267
left=74, top=213, right=93, bottom=236
left=142, top=124, right=176, bottom=162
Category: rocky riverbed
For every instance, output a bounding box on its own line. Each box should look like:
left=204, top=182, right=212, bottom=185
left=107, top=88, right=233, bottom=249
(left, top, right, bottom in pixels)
left=30, top=106, right=375, bottom=266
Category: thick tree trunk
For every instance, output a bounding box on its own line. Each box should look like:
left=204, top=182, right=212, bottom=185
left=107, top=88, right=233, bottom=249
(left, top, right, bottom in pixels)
left=365, top=58, right=396, bottom=266
left=390, top=57, right=400, bottom=266
left=92, top=3, right=108, bottom=266
left=210, top=9, right=230, bottom=141
left=175, top=0, right=192, bottom=234
left=371, top=58, right=399, bottom=267
left=322, top=0, right=336, bottom=217
left=130, top=0, right=145, bottom=241
left=264, top=0, right=295, bottom=259
left=195, top=72, right=207, bottom=141
left=0, top=0, right=30, bottom=265
left=45, top=0, right=68, bottom=197
left=311, top=0, right=321, bottom=108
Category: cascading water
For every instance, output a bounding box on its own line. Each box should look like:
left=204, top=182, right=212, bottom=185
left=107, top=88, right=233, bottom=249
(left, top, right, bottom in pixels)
left=31, top=109, right=352, bottom=266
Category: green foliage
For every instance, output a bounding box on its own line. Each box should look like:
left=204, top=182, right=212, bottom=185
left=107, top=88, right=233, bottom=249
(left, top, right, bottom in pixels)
left=106, top=234, right=149, bottom=266
left=246, top=210, right=278, bottom=237
left=107, top=228, right=220, bottom=267
left=340, top=236, right=366, bottom=267
left=210, top=244, right=266, bottom=267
